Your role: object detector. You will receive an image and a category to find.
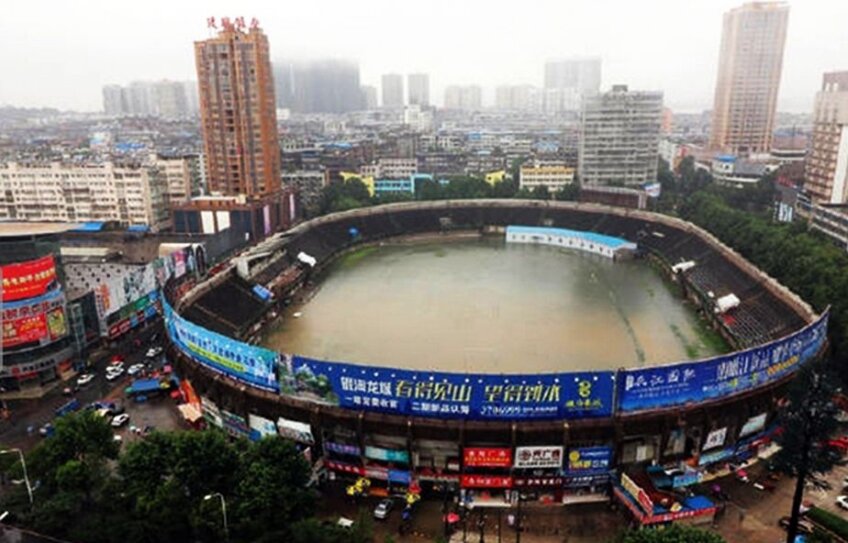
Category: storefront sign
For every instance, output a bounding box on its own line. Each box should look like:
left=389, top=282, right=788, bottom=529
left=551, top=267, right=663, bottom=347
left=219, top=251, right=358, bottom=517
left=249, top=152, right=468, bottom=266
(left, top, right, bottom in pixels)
left=200, top=396, right=223, bottom=428
left=1, top=255, right=58, bottom=302
left=618, top=312, right=828, bottom=412
left=2, top=289, right=67, bottom=348
left=565, top=446, right=613, bottom=473
left=364, top=445, right=409, bottom=464
left=221, top=409, right=250, bottom=439
left=248, top=413, right=278, bottom=441
left=621, top=473, right=654, bottom=515
left=514, top=446, right=563, bottom=469
left=739, top=413, right=767, bottom=438
left=460, top=475, right=513, bottom=489
left=702, top=427, right=728, bottom=451
left=288, top=355, right=614, bottom=421
left=671, top=471, right=703, bottom=488
left=698, top=446, right=735, bottom=466
left=513, top=476, right=563, bottom=487
left=563, top=473, right=610, bottom=488
left=325, top=441, right=361, bottom=456
left=276, top=416, right=314, bottom=444
left=388, top=469, right=412, bottom=485
left=464, top=447, right=512, bottom=468
left=325, top=460, right=364, bottom=476
left=364, top=466, right=389, bottom=480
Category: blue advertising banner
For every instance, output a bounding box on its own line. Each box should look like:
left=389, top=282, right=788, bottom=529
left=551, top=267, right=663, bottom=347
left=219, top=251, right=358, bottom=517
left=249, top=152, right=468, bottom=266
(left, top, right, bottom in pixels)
left=283, top=355, right=615, bottom=421
left=565, top=446, right=613, bottom=474
left=163, top=297, right=279, bottom=393
left=617, top=311, right=829, bottom=412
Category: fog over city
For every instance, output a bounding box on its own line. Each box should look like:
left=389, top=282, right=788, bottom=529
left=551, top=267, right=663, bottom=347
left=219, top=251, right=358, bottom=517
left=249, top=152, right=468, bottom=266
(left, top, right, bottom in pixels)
left=1, top=0, right=846, bottom=112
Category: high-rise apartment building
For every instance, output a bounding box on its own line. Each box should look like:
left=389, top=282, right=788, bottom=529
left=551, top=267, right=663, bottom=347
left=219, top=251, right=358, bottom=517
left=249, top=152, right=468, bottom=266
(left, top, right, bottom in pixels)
left=709, top=2, right=789, bottom=154
left=102, top=81, right=198, bottom=118
left=544, top=58, right=601, bottom=95
left=579, top=85, right=663, bottom=187
left=273, top=59, right=363, bottom=113
left=495, top=85, right=541, bottom=112
left=407, top=73, right=430, bottom=106
left=382, top=74, right=404, bottom=108
left=195, top=20, right=280, bottom=197
left=361, top=85, right=378, bottom=109
left=805, top=72, right=848, bottom=204
left=444, top=85, right=482, bottom=111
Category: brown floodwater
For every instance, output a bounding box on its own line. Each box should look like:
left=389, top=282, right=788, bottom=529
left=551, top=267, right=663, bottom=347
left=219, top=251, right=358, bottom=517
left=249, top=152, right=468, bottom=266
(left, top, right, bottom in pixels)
left=262, top=237, right=723, bottom=373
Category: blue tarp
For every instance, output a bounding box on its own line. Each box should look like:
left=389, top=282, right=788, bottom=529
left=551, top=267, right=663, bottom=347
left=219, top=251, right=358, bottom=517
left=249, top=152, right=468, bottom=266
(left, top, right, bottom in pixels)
left=127, top=225, right=150, bottom=233
left=72, top=222, right=105, bottom=232
left=129, top=379, right=162, bottom=394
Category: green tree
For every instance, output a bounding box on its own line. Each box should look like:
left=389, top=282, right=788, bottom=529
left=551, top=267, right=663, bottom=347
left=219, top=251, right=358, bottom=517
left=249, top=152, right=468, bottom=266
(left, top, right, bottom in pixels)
left=554, top=181, right=580, bottom=201
left=531, top=184, right=551, bottom=200
left=772, top=360, right=844, bottom=543
left=233, top=438, right=315, bottom=540
left=609, top=524, right=726, bottom=543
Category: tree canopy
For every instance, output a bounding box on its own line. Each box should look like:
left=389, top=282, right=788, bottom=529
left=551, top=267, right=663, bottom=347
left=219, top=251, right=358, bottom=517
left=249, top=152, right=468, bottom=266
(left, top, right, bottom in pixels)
left=610, top=525, right=726, bottom=543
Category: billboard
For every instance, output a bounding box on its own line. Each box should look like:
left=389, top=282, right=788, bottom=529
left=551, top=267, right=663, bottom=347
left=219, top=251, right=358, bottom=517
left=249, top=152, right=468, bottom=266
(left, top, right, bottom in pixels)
left=277, top=416, right=314, bottom=444
left=364, top=445, right=409, bottom=463
left=1, top=255, right=58, bottom=302
left=284, top=355, right=614, bottom=421
left=513, top=446, right=564, bottom=469
left=565, top=446, right=613, bottom=474
left=460, top=475, right=512, bottom=489
left=2, top=289, right=67, bottom=348
left=248, top=413, right=278, bottom=441
left=739, top=413, right=767, bottom=438
left=464, top=447, right=512, bottom=468
left=163, top=297, right=279, bottom=392
left=702, top=427, right=728, bottom=451
left=617, top=311, right=829, bottom=412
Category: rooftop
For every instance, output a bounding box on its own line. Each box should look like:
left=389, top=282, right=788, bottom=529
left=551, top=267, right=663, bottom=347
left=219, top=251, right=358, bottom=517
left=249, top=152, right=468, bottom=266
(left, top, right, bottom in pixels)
left=0, top=222, right=80, bottom=238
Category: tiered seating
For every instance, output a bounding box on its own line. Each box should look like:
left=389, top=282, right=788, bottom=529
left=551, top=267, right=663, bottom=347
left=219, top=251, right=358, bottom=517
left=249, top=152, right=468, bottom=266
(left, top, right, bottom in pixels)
left=192, top=275, right=268, bottom=337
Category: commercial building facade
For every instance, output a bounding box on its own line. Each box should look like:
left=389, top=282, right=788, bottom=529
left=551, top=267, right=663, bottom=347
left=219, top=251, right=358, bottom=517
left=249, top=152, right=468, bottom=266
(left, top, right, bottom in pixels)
left=195, top=21, right=281, bottom=197
left=579, top=85, right=663, bottom=187
left=805, top=71, right=848, bottom=204
left=519, top=165, right=575, bottom=191
left=709, top=2, right=789, bottom=154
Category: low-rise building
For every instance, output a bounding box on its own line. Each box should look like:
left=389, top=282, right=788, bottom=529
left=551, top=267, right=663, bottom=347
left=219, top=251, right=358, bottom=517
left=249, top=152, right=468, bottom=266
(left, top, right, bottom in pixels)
left=519, top=164, right=575, bottom=191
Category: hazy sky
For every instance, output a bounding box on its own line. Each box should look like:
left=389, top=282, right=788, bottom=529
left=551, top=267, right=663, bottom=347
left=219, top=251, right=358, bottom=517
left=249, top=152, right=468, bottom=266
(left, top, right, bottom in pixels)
left=1, top=0, right=846, bottom=113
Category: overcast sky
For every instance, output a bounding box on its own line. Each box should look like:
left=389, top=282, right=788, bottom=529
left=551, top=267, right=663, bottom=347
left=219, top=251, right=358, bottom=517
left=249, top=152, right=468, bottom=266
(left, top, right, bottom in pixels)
left=1, top=0, right=846, bottom=113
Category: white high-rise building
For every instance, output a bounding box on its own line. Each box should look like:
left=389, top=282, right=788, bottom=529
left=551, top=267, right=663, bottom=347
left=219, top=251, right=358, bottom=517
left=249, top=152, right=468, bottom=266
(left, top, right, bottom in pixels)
left=407, top=73, right=430, bottom=106
left=444, top=85, right=482, bottom=111
left=579, top=85, right=663, bottom=187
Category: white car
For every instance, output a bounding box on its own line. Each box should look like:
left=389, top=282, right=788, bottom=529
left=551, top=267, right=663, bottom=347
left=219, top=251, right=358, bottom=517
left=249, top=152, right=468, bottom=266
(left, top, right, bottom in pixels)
left=146, top=346, right=163, bottom=358
left=127, top=363, right=145, bottom=376
left=111, top=413, right=130, bottom=427
left=837, top=495, right=848, bottom=510
left=105, top=367, right=124, bottom=381
left=76, top=373, right=95, bottom=387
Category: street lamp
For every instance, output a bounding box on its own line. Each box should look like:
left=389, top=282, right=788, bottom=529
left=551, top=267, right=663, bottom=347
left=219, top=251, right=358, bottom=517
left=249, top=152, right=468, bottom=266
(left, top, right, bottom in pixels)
left=0, top=448, right=32, bottom=505
left=204, top=492, right=228, bottom=542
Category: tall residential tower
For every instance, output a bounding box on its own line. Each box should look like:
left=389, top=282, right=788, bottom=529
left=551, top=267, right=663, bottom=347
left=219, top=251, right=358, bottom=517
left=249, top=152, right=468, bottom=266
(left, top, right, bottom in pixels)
left=194, top=19, right=280, bottom=197
left=709, top=2, right=789, bottom=155
left=381, top=74, right=404, bottom=108
left=805, top=72, right=848, bottom=204
left=407, top=73, right=430, bottom=106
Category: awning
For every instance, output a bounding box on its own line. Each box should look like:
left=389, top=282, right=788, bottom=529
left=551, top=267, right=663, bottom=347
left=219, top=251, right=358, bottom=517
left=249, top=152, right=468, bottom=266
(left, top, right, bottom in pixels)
left=177, top=403, right=203, bottom=423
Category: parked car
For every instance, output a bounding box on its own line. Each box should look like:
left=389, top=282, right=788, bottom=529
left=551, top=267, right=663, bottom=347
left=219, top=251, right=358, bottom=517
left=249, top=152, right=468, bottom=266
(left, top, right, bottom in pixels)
left=106, top=367, right=125, bottom=381
left=38, top=422, right=54, bottom=437
left=127, top=363, right=145, bottom=376
left=836, top=495, right=848, bottom=510
left=373, top=499, right=393, bottom=520
left=111, top=413, right=130, bottom=427
left=76, top=373, right=95, bottom=387
left=145, top=346, right=163, bottom=358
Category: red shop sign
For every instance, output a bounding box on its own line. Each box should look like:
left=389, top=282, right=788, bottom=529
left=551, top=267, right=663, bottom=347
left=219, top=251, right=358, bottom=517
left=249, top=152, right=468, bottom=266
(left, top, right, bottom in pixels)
left=463, top=447, right=512, bottom=468
left=460, top=475, right=513, bottom=489
left=325, top=460, right=365, bottom=476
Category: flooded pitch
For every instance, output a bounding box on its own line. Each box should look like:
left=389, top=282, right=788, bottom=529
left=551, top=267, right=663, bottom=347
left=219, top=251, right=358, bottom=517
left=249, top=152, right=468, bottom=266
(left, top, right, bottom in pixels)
left=262, top=237, right=725, bottom=373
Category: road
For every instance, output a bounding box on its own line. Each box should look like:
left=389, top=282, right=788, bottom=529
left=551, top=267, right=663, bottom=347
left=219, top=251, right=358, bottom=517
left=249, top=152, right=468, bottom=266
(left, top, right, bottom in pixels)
left=0, top=320, right=166, bottom=452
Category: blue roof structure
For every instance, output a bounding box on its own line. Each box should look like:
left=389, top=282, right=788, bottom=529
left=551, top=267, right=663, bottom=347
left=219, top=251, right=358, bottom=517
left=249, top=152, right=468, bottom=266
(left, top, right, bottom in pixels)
left=127, top=225, right=150, bottom=233
left=128, top=379, right=163, bottom=394
left=72, top=222, right=105, bottom=232
left=506, top=225, right=635, bottom=250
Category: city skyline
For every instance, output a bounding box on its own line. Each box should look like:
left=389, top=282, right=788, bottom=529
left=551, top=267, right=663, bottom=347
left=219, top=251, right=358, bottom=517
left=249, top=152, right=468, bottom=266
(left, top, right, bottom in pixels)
left=2, top=0, right=847, bottom=114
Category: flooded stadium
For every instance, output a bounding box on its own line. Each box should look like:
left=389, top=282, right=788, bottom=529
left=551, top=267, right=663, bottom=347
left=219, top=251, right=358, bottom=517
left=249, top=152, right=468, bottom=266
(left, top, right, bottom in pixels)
left=262, top=236, right=726, bottom=373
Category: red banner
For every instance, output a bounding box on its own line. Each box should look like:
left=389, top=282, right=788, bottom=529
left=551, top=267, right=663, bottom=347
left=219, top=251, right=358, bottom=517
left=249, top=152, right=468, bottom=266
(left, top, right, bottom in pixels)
left=1, top=256, right=57, bottom=302
left=2, top=292, right=67, bottom=348
left=463, top=447, right=512, bottom=468
left=460, top=475, right=513, bottom=489
left=325, top=460, right=365, bottom=476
